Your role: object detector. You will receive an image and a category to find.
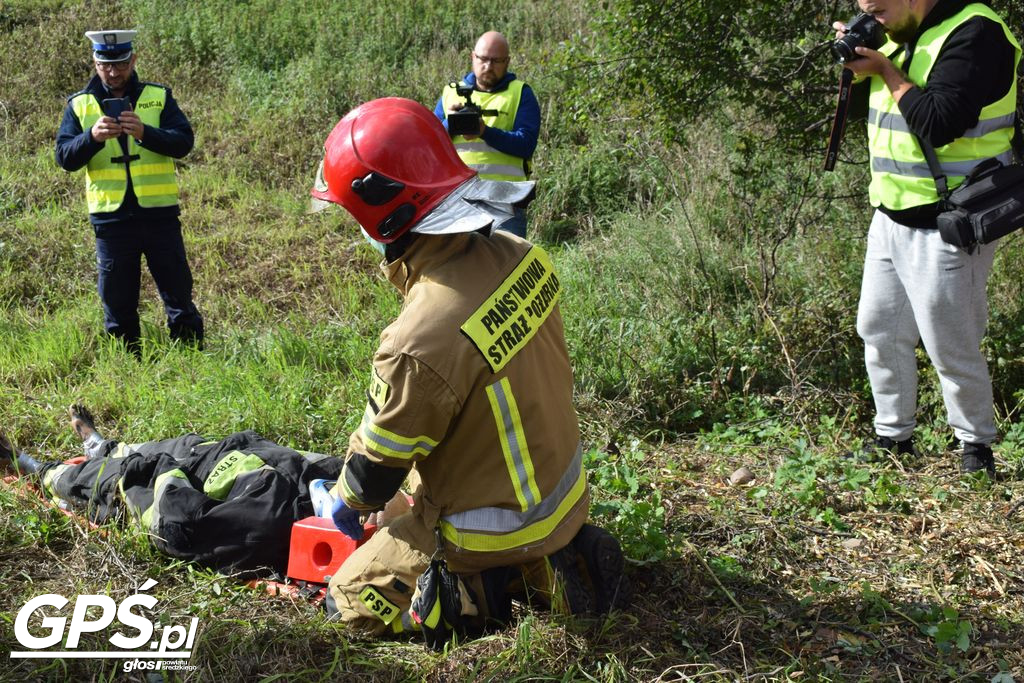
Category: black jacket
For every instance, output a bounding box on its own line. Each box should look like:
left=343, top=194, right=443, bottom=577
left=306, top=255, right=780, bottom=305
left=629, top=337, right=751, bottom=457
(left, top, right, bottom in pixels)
left=39, top=431, right=343, bottom=577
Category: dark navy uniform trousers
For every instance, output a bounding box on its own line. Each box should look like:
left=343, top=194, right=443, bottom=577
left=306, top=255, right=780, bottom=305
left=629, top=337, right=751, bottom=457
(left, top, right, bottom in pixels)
left=94, top=215, right=204, bottom=347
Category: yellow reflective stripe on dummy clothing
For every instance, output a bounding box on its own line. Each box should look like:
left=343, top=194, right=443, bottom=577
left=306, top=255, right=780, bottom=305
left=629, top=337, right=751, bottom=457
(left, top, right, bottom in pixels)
left=460, top=245, right=561, bottom=373
left=202, top=451, right=269, bottom=501
left=109, top=442, right=135, bottom=458
left=361, top=404, right=439, bottom=460
left=440, top=444, right=585, bottom=552
left=358, top=586, right=401, bottom=625
left=41, top=464, right=72, bottom=506
left=141, top=468, right=189, bottom=534
left=486, top=378, right=541, bottom=512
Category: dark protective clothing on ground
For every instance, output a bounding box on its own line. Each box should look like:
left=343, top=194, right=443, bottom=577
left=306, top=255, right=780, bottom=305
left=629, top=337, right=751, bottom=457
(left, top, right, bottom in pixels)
left=38, top=430, right=342, bottom=576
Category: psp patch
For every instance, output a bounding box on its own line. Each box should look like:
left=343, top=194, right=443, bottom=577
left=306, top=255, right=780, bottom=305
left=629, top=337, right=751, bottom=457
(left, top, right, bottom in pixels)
left=359, top=586, right=401, bottom=625
left=461, top=245, right=561, bottom=372
left=368, top=367, right=390, bottom=412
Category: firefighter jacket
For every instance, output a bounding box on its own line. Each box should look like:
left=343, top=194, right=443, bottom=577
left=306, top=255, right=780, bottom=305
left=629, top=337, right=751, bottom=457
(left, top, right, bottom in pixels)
left=339, top=231, right=589, bottom=572
left=868, top=3, right=1021, bottom=210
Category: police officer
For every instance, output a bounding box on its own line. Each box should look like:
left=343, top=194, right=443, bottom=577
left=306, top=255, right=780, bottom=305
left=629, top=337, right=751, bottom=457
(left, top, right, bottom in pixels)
left=56, top=30, right=204, bottom=354
left=434, top=31, right=540, bottom=238
left=835, top=0, right=1019, bottom=476
left=310, top=98, right=628, bottom=639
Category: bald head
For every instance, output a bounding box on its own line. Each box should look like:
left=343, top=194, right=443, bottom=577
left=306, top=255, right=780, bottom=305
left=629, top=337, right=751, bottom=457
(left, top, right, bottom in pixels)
left=471, top=31, right=510, bottom=91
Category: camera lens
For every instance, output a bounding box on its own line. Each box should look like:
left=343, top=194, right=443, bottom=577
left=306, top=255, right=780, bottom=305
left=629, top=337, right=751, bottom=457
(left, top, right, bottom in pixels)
left=831, top=38, right=855, bottom=63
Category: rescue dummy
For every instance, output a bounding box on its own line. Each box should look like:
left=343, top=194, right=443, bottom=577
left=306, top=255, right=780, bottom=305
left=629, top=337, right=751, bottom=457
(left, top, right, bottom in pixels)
left=0, top=405, right=343, bottom=577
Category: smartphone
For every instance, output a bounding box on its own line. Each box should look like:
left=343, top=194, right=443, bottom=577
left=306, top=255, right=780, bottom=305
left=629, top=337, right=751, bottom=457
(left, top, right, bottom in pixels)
left=101, top=97, right=131, bottom=119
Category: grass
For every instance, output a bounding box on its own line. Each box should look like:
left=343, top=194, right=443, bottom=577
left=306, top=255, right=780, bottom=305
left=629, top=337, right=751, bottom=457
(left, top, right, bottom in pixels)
left=2, top=0, right=1024, bottom=680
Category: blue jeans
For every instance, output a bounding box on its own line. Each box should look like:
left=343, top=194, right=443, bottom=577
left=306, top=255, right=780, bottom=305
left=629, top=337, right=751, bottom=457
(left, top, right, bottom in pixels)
left=495, top=206, right=528, bottom=238
left=94, top=216, right=204, bottom=347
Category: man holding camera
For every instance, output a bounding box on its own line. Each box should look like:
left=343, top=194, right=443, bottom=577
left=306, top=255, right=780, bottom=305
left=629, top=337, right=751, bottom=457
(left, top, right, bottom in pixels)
left=434, top=31, right=540, bottom=238
left=835, top=0, right=1020, bottom=475
left=56, top=29, right=204, bottom=354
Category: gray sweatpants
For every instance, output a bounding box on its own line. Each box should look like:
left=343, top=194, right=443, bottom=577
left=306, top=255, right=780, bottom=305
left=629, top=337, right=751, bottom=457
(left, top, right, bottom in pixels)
left=856, top=210, right=998, bottom=445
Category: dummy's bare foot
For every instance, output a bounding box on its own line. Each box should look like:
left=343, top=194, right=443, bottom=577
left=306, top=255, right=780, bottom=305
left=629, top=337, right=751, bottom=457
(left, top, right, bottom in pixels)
left=68, top=404, right=98, bottom=442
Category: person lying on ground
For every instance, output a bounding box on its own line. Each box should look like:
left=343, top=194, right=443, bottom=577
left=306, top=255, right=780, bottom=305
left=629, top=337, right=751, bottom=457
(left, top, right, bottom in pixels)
left=1, top=405, right=344, bottom=577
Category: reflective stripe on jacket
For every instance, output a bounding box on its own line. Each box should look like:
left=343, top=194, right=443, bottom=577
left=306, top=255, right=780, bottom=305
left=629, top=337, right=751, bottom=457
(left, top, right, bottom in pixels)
left=342, top=232, right=587, bottom=572
left=71, top=85, right=179, bottom=213
left=867, top=3, right=1021, bottom=210
left=442, top=81, right=529, bottom=181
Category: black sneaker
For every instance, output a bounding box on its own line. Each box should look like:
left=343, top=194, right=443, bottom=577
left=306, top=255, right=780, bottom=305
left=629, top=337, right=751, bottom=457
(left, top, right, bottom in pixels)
left=846, top=435, right=916, bottom=461
left=961, top=442, right=995, bottom=477
left=571, top=524, right=632, bottom=614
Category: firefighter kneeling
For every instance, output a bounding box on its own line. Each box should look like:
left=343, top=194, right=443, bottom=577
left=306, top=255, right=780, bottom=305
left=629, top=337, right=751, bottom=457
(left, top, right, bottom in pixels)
left=309, top=98, right=631, bottom=646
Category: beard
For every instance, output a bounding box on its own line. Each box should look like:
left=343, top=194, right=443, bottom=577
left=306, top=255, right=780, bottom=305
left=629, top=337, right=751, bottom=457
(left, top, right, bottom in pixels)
left=887, top=15, right=921, bottom=44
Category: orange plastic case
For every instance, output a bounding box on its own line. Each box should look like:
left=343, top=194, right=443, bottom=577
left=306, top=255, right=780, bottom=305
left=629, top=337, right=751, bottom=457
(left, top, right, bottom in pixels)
left=285, top=516, right=377, bottom=584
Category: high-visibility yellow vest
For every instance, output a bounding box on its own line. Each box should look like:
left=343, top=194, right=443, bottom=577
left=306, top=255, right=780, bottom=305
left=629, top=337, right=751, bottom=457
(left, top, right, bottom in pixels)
left=71, top=85, right=180, bottom=213
left=867, top=3, right=1021, bottom=210
left=442, top=80, right=530, bottom=180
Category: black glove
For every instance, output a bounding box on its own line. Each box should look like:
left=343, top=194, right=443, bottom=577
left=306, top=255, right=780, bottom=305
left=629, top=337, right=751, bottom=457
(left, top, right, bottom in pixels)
left=410, top=556, right=465, bottom=650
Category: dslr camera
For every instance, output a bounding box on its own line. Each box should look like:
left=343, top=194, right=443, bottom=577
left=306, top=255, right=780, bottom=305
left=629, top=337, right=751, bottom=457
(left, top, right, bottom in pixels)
left=831, top=13, right=887, bottom=63
left=446, top=82, right=498, bottom=137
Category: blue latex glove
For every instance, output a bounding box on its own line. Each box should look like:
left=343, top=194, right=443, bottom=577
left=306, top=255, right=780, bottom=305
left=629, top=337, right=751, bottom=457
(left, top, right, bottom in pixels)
left=331, top=497, right=364, bottom=541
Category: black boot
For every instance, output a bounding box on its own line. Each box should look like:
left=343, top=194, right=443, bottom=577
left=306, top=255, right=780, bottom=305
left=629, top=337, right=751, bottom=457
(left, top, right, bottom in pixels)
left=547, top=524, right=632, bottom=616
left=547, top=541, right=594, bottom=615
left=961, top=442, right=995, bottom=477
left=571, top=524, right=632, bottom=613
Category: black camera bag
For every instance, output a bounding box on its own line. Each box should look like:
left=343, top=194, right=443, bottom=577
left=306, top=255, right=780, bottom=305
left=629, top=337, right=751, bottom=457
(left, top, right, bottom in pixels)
left=934, top=159, right=1024, bottom=248
left=917, top=129, right=1024, bottom=250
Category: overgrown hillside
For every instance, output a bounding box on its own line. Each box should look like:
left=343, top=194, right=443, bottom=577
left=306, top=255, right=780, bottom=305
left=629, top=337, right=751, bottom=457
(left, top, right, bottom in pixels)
left=1, top=1, right=1023, bottom=681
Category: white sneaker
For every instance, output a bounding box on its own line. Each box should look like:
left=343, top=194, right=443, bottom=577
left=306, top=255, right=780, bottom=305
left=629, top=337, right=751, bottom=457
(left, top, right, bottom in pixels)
left=309, top=479, right=337, bottom=518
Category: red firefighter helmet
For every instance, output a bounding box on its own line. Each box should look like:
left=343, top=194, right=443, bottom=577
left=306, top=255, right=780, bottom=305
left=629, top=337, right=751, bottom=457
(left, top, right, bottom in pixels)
left=311, top=97, right=475, bottom=243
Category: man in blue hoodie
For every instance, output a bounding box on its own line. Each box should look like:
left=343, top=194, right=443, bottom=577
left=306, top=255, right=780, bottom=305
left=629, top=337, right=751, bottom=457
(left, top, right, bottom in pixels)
left=434, top=31, right=541, bottom=237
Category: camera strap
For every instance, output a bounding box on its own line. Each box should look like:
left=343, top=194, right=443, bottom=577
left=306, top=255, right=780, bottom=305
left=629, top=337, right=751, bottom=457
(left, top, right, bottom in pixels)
left=915, top=134, right=950, bottom=200
left=823, top=68, right=855, bottom=171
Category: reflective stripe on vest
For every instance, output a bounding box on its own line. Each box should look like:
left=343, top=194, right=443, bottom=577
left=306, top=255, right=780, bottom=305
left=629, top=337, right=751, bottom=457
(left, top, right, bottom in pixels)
left=439, top=442, right=586, bottom=553
left=867, top=3, right=1021, bottom=210
left=442, top=80, right=529, bottom=181
left=71, top=85, right=180, bottom=213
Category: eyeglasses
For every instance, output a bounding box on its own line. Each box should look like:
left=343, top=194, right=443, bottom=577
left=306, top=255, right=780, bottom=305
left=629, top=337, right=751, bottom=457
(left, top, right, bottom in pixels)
left=472, top=52, right=509, bottom=66
left=96, top=61, right=132, bottom=72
